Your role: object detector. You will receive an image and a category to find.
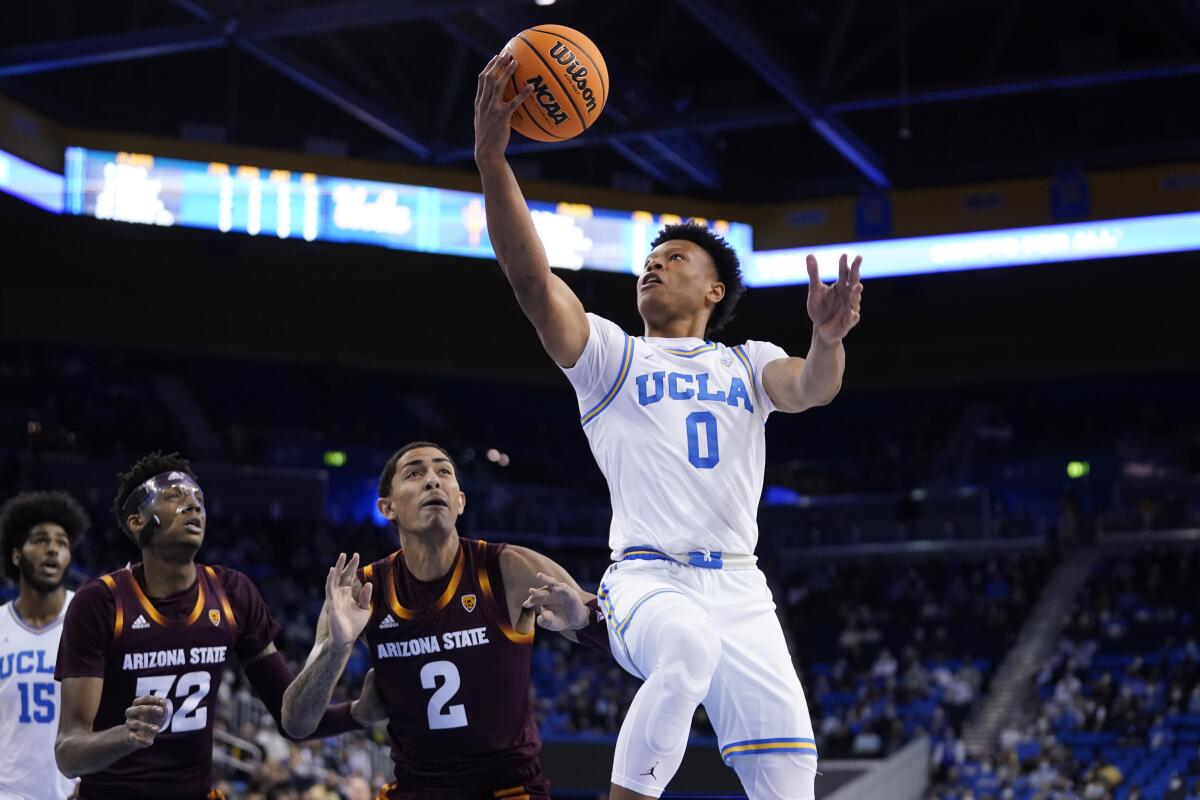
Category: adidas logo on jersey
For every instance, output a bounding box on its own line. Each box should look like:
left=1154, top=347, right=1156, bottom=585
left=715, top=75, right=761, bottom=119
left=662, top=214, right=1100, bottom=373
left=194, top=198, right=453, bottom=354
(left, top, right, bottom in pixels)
left=131, top=615, right=150, bottom=630
left=379, top=614, right=399, bottom=630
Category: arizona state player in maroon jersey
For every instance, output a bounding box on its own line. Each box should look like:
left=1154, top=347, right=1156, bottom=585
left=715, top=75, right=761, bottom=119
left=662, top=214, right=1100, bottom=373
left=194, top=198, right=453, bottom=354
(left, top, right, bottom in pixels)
left=282, top=441, right=610, bottom=799
left=53, top=452, right=384, bottom=800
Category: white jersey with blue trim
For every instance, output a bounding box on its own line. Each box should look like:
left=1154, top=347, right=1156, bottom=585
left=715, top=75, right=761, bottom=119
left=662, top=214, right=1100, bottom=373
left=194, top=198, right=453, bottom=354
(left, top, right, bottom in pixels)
left=0, top=593, right=77, bottom=800
left=562, top=313, right=788, bottom=560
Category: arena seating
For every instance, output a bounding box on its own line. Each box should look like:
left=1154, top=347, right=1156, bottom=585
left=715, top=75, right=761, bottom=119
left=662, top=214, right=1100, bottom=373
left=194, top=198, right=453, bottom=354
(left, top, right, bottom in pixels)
left=934, top=546, right=1200, bottom=800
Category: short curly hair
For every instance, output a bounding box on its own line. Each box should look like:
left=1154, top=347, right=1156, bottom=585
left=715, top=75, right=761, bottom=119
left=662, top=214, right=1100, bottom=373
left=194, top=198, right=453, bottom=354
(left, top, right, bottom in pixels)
left=650, top=222, right=747, bottom=337
left=1, top=491, right=89, bottom=581
left=113, top=451, right=198, bottom=533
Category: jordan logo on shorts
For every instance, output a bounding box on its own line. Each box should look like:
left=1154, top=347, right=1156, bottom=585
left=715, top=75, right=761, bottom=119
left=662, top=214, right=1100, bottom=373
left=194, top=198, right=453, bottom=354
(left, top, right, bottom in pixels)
left=640, top=762, right=659, bottom=780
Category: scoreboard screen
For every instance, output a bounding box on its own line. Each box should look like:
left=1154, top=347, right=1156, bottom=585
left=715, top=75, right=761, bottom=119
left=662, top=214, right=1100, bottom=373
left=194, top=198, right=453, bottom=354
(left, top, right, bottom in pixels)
left=63, top=147, right=754, bottom=275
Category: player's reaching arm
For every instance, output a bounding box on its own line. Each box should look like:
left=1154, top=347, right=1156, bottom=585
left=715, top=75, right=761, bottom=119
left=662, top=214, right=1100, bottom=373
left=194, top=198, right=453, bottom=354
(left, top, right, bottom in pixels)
left=762, top=253, right=863, bottom=413
left=280, top=553, right=378, bottom=739
left=474, top=52, right=590, bottom=368
left=55, top=679, right=168, bottom=778
left=503, top=546, right=611, bottom=655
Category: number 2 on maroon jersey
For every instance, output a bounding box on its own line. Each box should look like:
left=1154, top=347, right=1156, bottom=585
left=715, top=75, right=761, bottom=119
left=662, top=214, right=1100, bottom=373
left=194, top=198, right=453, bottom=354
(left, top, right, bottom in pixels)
left=420, top=661, right=468, bottom=730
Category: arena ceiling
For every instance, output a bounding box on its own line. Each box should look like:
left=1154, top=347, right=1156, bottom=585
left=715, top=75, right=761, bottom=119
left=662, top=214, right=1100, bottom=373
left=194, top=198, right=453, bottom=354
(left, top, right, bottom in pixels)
left=4, top=0, right=1200, bottom=201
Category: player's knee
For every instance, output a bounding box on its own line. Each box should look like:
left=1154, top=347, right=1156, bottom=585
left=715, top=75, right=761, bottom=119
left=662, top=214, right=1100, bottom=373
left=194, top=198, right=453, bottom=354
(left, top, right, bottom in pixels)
left=732, top=752, right=818, bottom=800
left=653, top=616, right=721, bottom=686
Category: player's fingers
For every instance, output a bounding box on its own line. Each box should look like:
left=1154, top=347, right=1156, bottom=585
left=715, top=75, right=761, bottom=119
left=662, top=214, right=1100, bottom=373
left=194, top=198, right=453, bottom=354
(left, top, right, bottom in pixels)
left=342, top=553, right=360, bottom=585
left=477, top=54, right=499, bottom=84
left=126, top=718, right=160, bottom=736
left=127, top=704, right=164, bottom=724
left=357, top=580, right=374, bottom=610
left=535, top=572, right=565, bottom=590
left=326, top=566, right=336, bottom=599
left=806, top=255, right=821, bottom=294
left=850, top=283, right=863, bottom=313
left=523, top=588, right=549, bottom=608
left=537, top=609, right=560, bottom=629
left=131, top=694, right=168, bottom=710
left=504, top=83, right=534, bottom=114
left=849, top=254, right=863, bottom=285
left=838, top=253, right=849, bottom=285
left=478, top=55, right=500, bottom=106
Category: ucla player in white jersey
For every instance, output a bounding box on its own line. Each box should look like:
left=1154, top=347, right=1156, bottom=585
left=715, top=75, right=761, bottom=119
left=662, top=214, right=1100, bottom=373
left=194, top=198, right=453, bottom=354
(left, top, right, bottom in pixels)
left=475, top=54, right=863, bottom=799
left=1, top=491, right=88, bottom=800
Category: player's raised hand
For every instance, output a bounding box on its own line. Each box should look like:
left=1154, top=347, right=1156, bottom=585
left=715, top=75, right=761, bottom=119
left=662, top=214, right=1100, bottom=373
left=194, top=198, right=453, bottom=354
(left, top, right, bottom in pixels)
left=123, top=695, right=168, bottom=748
left=523, top=572, right=589, bottom=631
left=806, top=253, right=863, bottom=345
left=474, top=51, right=534, bottom=163
left=324, top=552, right=373, bottom=651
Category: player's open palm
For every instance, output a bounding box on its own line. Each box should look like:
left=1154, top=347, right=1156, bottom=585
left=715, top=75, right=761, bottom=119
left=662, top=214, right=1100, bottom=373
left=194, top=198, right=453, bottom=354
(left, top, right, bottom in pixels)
left=123, top=695, right=168, bottom=749
left=474, top=52, right=533, bottom=162
left=325, top=552, right=373, bottom=651
left=806, top=253, right=863, bottom=345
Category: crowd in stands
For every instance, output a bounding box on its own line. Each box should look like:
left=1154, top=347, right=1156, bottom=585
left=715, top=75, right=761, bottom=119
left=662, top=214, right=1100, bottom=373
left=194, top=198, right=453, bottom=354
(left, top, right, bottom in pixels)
left=782, top=555, right=1051, bottom=761
left=934, top=545, right=1200, bottom=800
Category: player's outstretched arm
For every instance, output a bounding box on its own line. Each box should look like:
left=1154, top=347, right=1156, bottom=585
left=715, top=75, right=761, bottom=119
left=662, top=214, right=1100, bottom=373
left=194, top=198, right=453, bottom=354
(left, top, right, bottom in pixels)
left=763, top=253, right=863, bottom=413
left=280, top=553, right=374, bottom=739
left=55, top=677, right=168, bottom=778
left=502, top=546, right=611, bottom=656
left=474, top=52, right=590, bottom=368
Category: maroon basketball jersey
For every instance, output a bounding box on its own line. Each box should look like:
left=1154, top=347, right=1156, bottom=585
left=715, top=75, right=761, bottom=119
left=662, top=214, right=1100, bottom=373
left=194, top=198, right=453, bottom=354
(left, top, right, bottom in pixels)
left=361, top=538, right=544, bottom=796
left=56, top=564, right=270, bottom=800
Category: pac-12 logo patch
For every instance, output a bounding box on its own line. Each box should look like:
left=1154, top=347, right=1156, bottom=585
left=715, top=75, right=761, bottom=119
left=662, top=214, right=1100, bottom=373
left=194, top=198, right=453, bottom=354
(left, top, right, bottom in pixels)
left=209, top=609, right=221, bottom=626
left=461, top=594, right=477, bottom=613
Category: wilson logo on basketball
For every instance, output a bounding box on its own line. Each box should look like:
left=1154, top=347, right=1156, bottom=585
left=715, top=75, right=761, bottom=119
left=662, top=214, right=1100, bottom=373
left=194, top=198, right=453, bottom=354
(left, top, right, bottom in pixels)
left=549, top=41, right=598, bottom=113
left=461, top=594, right=477, bottom=613
left=209, top=609, right=220, bottom=626
left=524, top=75, right=568, bottom=126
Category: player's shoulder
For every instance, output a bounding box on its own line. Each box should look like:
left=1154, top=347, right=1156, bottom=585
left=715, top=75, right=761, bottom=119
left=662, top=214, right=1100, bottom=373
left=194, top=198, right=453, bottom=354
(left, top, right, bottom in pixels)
left=359, top=550, right=400, bottom=585
left=495, top=543, right=544, bottom=588
left=75, top=570, right=125, bottom=600
left=203, top=563, right=260, bottom=594
left=60, top=576, right=118, bottom=623
left=584, top=312, right=629, bottom=340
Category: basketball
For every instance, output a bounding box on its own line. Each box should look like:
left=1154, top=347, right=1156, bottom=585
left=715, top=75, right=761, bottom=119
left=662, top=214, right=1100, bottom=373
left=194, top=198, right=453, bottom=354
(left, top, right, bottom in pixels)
left=502, top=24, right=608, bottom=142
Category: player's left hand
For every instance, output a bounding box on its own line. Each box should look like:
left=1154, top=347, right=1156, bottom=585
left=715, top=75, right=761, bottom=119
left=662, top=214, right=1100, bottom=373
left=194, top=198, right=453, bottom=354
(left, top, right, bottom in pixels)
left=350, top=668, right=387, bottom=727
left=523, top=572, right=589, bottom=631
left=324, top=553, right=373, bottom=651
left=806, top=253, right=863, bottom=345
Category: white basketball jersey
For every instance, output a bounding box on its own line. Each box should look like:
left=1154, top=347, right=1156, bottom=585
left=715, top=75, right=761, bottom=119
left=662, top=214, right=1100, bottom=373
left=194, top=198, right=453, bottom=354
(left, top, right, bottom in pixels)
left=0, top=593, right=77, bottom=800
left=562, top=313, right=788, bottom=560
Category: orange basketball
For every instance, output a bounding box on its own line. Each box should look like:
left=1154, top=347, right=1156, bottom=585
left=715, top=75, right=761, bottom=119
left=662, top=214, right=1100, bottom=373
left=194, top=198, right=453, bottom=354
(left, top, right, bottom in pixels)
left=502, top=24, right=608, bottom=142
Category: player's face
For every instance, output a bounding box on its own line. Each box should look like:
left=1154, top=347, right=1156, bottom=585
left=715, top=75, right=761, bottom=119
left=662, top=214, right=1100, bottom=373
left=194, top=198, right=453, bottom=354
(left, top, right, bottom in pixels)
left=379, top=448, right=466, bottom=536
left=134, top=481, right=207, bottom=553
left=636, top=240, right=725, bottom=328
left=15, top=522, right=71, bottom=593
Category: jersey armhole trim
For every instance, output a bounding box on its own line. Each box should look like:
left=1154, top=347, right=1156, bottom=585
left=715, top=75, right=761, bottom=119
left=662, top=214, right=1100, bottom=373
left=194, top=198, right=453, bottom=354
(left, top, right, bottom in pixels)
left=204, top=565, right=239, bottom=631
left=476, top=542, right=534, bottom=646
left=580, top=332, right=634, bottom=427
left=99, top=573, right=124, bottom=640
